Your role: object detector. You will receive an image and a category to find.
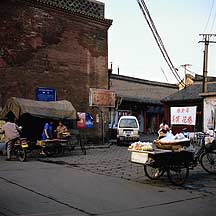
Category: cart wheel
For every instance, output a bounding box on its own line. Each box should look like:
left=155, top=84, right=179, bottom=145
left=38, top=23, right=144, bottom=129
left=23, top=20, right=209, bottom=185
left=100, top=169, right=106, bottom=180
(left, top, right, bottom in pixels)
left=167, top=163, right=189, bottom=186
left=43, top=148, right=54, bottom=157
left=43, top=144, right=63, bottom=157
left=200, top=152, right=216, bottom=174
left=17, top=148, right=27, bottom=162
left=56, top=144, right=64, bottom=156
left=144, top=165, right=165, bottom=180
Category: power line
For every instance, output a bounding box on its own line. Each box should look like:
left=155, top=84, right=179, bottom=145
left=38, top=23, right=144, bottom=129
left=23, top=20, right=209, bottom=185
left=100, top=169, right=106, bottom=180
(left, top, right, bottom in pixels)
left=161, top=67, right=168, bottom=82
left=210, top=5, right=216, bottom=32
left=203, top=0, right=215, bottom=33
left=136, top=0, right=184, bottom=86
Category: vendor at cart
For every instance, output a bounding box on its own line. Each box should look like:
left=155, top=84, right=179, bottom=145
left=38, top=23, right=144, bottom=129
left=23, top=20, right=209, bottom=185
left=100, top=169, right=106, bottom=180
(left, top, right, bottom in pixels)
left=55, top=121, right=69, bottom=139
left=41, top=120, right=54, bottom=140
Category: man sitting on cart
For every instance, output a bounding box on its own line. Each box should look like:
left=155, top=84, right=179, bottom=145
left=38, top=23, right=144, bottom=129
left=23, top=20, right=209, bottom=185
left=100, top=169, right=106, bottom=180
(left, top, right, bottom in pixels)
left=55, top=121, right=69, bottom=139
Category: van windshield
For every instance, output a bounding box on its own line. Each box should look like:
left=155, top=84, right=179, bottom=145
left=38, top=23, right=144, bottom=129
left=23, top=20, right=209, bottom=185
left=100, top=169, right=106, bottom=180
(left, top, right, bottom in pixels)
left=119, top=119, right=138, bottom=128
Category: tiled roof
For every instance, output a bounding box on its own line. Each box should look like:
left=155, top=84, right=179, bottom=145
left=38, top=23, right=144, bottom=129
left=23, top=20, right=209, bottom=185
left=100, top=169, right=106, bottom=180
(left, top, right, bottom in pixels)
left=110, top=74, right=177, bottom=89
left=120, top=95, right=162, bottom=105
left=162, top=82, right=216, bottom=102
left=194, top=74, right=216, bottom=82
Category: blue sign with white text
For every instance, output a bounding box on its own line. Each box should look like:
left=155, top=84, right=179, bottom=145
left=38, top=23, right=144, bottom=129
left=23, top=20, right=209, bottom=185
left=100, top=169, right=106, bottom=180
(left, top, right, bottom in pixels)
left=35, top=87, right=56, bottom=101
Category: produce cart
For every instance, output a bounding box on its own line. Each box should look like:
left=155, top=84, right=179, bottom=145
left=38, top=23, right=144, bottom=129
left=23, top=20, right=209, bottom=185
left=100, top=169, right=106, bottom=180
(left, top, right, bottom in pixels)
left=32, top=129, right=86, bottom=157
left=128, top=142, right=194, bottom=186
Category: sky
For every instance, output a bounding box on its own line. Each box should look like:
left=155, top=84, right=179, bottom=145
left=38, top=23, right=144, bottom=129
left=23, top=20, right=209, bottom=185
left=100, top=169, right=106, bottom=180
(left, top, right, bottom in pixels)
left=100, top=0, right=216, bottom=84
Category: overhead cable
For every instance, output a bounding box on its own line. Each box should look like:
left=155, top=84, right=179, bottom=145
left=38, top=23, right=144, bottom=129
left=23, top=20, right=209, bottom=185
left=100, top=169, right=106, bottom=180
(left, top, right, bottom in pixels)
left=137, top=0, right=184, bottom=85
left=203, top=0, right=215, bottom=33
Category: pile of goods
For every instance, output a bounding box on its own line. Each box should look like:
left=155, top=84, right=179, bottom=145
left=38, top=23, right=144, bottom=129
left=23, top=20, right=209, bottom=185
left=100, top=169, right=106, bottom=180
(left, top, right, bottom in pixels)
left=154, top=132, right=191, bottom=150
left=128, top=132, right=196, bottom=152
left=128, top=141, right=154, bottom=151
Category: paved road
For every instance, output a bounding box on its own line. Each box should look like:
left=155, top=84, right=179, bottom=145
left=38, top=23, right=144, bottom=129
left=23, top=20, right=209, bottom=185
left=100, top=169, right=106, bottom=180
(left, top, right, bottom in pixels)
left=0, top=145, right=216, bottom=216
left=39, top=145, right=216, bottom=192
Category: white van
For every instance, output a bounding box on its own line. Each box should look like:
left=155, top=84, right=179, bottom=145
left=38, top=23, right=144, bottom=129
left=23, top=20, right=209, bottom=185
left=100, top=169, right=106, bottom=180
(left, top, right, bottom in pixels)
left=117, top=116, right=140, bottom=145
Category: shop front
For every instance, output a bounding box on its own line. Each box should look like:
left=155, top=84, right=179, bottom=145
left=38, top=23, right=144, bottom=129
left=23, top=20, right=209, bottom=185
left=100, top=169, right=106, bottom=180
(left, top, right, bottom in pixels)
left=109, top=96, right=164, bottom=135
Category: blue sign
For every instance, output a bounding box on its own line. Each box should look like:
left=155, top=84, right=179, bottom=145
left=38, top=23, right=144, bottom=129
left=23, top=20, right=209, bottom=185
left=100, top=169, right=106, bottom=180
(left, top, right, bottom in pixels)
left=35, top=87, right=56, bottom=101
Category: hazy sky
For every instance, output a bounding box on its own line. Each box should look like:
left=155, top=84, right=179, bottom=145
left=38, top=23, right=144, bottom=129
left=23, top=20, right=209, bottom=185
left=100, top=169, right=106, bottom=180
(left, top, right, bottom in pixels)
left=100, top=0, right=216, bottom=84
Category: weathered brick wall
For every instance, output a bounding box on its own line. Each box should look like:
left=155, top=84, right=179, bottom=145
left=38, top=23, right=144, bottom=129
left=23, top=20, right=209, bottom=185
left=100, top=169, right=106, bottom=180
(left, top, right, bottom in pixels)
left=0, top=0, right=111, bottom=142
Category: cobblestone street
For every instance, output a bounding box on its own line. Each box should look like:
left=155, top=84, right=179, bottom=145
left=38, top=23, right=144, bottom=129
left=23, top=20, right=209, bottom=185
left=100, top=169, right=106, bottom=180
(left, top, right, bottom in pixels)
left=38, top=144, right=216, bottom=194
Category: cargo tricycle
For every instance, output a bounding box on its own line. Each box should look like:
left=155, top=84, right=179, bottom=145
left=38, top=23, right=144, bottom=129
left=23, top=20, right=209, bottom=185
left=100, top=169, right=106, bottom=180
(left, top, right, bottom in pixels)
left=0, top=97, right=86, bottom=159
left=129, top=133, right=216, bottom=186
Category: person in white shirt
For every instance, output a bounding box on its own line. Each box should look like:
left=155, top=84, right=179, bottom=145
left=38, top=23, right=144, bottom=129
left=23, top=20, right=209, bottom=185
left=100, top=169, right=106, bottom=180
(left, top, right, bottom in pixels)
left=0, top=118, right=21, bottom=161
left=158, top=120, right=170, bottom=138
left=159, top=120, right=170, bottom=132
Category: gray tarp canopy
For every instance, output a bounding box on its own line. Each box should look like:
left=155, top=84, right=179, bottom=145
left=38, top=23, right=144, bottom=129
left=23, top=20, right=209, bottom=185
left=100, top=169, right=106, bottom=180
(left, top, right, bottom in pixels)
left=0, top=97, right=77, bottom=120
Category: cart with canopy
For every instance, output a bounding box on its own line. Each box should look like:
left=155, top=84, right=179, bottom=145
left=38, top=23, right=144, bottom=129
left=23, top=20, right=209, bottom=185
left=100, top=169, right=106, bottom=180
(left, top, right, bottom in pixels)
left=0, top=97, right=81, bottom=156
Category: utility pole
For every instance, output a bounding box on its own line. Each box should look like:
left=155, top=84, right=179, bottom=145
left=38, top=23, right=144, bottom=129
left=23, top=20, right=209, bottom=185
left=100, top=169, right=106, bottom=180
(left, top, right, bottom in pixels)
left=199, top=34, right=216, bottom=93
left=180, top=64, right=192, bottom=87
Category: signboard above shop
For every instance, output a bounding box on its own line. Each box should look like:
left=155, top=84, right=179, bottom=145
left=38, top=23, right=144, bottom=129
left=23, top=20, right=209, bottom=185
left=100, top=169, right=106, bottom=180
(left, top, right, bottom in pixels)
left=89, top=88, right=116, bottom=107
left=171, top=106, right=197, bottom=126
left=35, top=87, right=56, bottom=102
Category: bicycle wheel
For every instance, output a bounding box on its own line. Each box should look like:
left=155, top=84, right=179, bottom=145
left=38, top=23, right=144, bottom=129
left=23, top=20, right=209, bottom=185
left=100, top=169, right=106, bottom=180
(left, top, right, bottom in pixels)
left=167, top=163, right=189, bottom=186
left=200, top=152, right=216, bottom=174
left=144, top=165, right=165, bottom=180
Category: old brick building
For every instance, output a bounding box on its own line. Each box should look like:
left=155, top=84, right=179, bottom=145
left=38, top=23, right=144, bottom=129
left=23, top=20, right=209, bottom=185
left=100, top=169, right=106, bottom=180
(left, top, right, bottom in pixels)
left=0, top=0, right=112, bottom=141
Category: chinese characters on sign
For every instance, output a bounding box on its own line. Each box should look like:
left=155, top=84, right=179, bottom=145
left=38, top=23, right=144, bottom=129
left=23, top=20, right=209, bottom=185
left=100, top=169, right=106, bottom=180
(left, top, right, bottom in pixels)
left=35, top=87, right=56, bottom=102
left=89, top=88, right=116, bottom=107
left=171, top=106, right=197, bottom=125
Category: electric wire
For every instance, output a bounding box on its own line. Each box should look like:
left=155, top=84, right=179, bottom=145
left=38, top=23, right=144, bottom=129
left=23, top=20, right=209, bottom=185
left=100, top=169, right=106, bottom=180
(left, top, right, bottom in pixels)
left=140, top=0, right=182, bottom=83
left=143, top=1, right=183, bottom=84
left=138, top=0, right=182, bottom=83
left=137, top=0, right=184, bottom=85
left=203, top=0, right=215, bottom=33
left=210, top=4, right=216, bottom=32
left=137, top=0, right=180, bottom=83
left=161, top=67, right=169, bottom=82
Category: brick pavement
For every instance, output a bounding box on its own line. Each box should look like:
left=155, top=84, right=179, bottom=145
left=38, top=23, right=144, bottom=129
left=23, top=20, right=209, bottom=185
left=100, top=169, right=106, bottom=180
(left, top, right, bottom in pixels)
left=38, top=145, right=216, bottom=194
left=40, top=145, right=146, bottom=182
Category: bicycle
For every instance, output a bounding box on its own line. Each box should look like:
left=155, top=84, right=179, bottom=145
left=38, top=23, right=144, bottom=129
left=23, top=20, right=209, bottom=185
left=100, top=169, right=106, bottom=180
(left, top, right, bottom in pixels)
left=190, top=132, right=216, bottom=174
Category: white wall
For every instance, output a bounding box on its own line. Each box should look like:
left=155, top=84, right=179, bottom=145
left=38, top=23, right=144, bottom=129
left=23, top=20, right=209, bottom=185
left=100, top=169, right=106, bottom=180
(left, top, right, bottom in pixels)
left=203, top=96, right=216, bottom=132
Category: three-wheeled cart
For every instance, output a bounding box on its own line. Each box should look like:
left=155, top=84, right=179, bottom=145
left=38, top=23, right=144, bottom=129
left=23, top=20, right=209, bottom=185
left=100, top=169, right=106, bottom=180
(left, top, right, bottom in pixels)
left=129, top=148, right=194, bottom=185
left=0, top=97, right=84, bottom=158
left=29, top=129, right=86, bottom=157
